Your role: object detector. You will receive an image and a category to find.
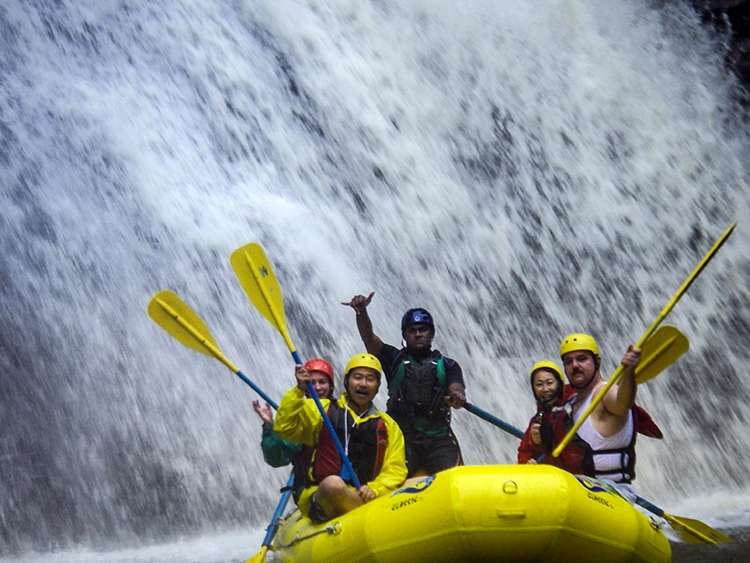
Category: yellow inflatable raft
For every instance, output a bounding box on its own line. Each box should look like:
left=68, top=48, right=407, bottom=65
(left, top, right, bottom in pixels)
left=267, top=464, right=671, bottom=563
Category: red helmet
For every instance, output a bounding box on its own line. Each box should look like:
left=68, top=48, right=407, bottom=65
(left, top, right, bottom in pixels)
left=304, top=358, right=334, bottom=385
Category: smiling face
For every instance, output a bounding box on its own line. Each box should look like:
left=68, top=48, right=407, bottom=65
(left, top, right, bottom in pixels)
left=532, top=369, right=561, bottom=406
left=402, top=323, right=434, bottom=351
left=344, top=367, right=380, bottom=413
left=310, top=371, right=332, bottom=399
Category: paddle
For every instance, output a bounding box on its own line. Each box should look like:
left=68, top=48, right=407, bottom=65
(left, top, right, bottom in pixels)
left=636, top=325, right=689, bottom=384
left=230, top=242, right=362, bottom=490
left=147, top=289, right=296, bottom=561
left=463, top=324, right=687, bottom=440
left=553, top=222, right=736, bottom=458
left=633, top=496, right=732, bottom=544
left=148, top=289, right=278, bottom=409
left=247, top=473, right=296, bottom=563
left=464, top=403, right=525, bottom=439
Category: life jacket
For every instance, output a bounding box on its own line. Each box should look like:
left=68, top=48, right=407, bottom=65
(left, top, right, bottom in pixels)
left=288, top=446, right=314, bottom=503
left=540, top=401, right=596, bottom=475
left=543, top=391, right=663, bottom=483
left=308, top=400, right=388, bottom=487
left=386, top=350, right=450, bottom=424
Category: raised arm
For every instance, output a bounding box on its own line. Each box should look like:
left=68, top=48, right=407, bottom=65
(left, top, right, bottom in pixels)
left=341, top=292, right=383, bottom=355
left=603, top=344, right=640, bottom=416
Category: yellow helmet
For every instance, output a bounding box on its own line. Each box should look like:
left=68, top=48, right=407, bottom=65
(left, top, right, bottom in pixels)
left=559, top=333, right=599, bottom=357
left=344, top=353, right=382, bottom=377
left=529, top=360, right=562, bottom=380
left=529, top=359, right=564, bottom=402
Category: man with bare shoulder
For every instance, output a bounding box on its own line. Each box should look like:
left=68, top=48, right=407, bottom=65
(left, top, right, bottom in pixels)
left=557, top=333, right=662, bottom=499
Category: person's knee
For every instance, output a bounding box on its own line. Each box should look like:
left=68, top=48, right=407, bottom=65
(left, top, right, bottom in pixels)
left=317, top=475, right=349, bottom=496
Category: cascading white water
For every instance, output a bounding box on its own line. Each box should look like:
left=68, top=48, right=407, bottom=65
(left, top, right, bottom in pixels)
left=1, top=0, right=749, bottom=557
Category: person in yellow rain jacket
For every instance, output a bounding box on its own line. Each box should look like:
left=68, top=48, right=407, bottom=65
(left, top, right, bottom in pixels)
left=274, top=353, right=407, bottom=523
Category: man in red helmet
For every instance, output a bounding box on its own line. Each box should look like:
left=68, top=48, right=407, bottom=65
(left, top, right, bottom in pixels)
left=342, top=292, right=466, bottom=479
left=251, top=358, right=334, bottom=504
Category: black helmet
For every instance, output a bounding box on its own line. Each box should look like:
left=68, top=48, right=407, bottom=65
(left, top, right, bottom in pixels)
left=401, top=308, right=434, bottom=330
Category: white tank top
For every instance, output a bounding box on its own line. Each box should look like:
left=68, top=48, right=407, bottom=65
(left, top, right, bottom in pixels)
left=573, top=384, right=634, bottom=481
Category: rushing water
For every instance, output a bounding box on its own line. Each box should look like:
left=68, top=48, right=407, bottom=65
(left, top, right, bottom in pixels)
left=1, top=0, right=749, bottom=561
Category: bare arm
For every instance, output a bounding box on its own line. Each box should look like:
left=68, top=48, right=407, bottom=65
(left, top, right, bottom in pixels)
left=603, top=344, right=639, bottom=416
left=342, top=292, right=383, bottom=355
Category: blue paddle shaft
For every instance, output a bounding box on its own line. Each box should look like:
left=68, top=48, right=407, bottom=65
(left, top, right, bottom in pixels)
left=464, top=403, right=524, bottom=439
left=635, top=496, right=665, bottom=517
left=292, top=351, right=362, bottom=490
left=261, top=472, right=295, bottom=547
left=236, top=369, right=279, bottom=410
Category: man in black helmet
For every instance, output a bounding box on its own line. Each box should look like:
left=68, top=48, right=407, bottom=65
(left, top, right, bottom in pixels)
left=342, top=292, right=466, bottom=478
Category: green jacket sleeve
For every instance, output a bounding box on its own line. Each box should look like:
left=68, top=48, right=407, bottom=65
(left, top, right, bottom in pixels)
left=260, top=422, right=304, bottom=468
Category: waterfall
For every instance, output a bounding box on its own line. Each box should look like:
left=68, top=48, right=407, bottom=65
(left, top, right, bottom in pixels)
left=1, top=0, right=749, bottom=554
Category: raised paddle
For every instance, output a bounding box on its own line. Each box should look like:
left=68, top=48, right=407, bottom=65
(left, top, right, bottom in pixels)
left=553, top=222, right=736, bottom=458
left=230, top=242, right=361, bottom=489
left=636, top=325, right=689, bottom=384
left=148, top=289, right=278, bottom=408
left=147, top=290, right=296, bottom=561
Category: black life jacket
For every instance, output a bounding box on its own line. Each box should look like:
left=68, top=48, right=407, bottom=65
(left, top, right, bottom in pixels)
left=386, top=350, right=450, bottom=423
left=308, top=401, right=388, bottom=487
left=289, top=446, right=314, bottom=503
left=544, top=397, right=662, bottom=484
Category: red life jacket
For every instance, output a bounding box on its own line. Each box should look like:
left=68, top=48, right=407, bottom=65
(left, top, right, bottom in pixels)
left=518, top=386, right=577, bottom=464
left=309, top=401, right=388, bottom=487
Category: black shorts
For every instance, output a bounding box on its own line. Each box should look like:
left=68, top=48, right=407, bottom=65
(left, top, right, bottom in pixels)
left=404, top=428, right=462, bottom=477
left=307, top=491, right=329, bottom=524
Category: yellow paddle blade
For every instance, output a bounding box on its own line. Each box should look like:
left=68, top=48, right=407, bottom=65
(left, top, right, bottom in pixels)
left=148, top=289, right=242, bottom=377
left=636, top=325, right=689, bottom=384
left=553, top=223, right=735, bottom=458
left=148, top=290, right=220, bottom=356
left=245, top=545, right=267, bottom=563
left=664, top=513, right=732, bottom=544
left=230, top=243, right=295, bottom=353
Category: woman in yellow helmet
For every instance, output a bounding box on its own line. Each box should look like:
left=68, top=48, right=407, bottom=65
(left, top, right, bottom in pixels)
left=274, top=353, right=407, bottom=523
left=517, top=360, right=575, bottom=464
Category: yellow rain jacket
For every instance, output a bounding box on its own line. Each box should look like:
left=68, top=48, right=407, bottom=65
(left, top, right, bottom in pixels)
left=274, top=387, right=407, bottom=517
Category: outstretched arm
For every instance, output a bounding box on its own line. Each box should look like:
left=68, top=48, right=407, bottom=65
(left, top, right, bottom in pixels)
left=342, top=291, right=383, bottom=355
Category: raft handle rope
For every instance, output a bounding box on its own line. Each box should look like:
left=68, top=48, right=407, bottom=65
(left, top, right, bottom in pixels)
left=275, top=521, right=343, bottom=547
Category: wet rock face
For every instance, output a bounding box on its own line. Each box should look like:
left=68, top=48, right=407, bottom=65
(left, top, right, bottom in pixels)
left=697, top=0, right=750, bottom=88
left=697, top=0, right=746, bottom=8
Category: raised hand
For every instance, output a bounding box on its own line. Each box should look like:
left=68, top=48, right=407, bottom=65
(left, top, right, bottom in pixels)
left=341, top=292, right=375, bottom=315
